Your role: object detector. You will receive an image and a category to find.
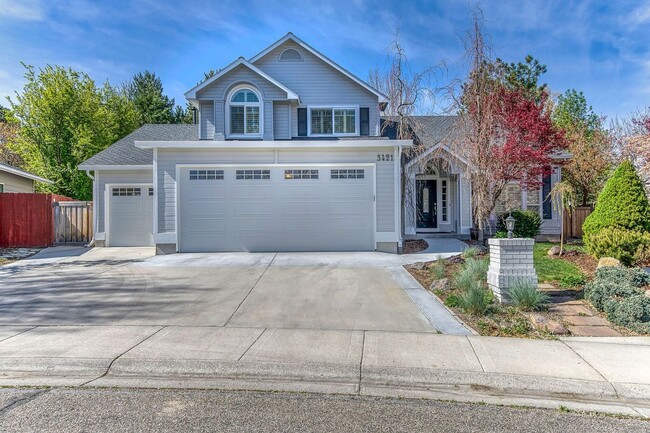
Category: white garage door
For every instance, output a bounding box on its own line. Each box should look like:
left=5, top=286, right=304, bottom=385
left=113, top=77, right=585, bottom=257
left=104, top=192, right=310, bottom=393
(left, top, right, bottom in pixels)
left=179, top=166, right=375, bottom=252
left=108, top=186, right=154, bottom=247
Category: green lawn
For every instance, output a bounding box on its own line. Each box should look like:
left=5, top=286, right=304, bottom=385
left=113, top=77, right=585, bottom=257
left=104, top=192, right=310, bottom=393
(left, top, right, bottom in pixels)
left=533, top=242, right=586, bottom=287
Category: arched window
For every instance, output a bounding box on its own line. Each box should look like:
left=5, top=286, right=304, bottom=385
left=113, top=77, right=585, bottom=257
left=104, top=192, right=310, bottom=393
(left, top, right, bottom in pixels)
left=279, top=48, right=303, bottom=62
left=228, top=86, right=262, bottom=137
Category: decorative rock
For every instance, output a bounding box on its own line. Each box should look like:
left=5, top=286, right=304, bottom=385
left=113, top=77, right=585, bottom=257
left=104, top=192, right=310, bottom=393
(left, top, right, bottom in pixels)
left=597, top=257, right=622, bottom=268
left=528, top=314, right=569, bottom=335
left=547, top=246, right=561, bottom=256
left=430, top=278, right=451, bottom=292
left=411, top=262, right=428, bottom=271
left=447, top=255, right=465, bottom=265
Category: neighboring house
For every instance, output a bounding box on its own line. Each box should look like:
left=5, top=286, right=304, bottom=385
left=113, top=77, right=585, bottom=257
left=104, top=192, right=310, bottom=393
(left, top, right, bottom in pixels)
left=79, top=33, right=410, bottom=253
left=0, top=163, right=53, bottom=193
left=79, top=33, right=565, bottom=254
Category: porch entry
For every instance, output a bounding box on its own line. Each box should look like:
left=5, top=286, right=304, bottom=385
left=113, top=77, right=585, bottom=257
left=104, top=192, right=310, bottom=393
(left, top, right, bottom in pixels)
left=416, top=179, right=437, bottom=229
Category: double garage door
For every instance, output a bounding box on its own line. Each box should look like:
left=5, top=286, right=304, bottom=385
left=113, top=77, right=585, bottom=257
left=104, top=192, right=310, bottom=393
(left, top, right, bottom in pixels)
left=178, top=165, right=375, bottom=252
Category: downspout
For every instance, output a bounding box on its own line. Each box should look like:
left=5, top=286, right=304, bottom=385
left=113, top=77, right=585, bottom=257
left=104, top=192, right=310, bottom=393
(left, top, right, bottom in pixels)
left=84, top=170, right=96, bottom=247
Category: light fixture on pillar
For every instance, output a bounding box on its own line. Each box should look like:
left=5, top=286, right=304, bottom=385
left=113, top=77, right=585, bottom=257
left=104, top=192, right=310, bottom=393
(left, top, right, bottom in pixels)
left=505, top=214, right=515, bottom=239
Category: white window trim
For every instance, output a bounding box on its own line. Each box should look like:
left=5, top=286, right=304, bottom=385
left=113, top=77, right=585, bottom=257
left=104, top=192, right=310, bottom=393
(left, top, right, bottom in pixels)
left=0, top=183, right=4, bottom=193
left=307, top=105, right=360, bottom=137
left=225, top=85, right=264, bottom=139
left=279, top=48, right=304, bottom=62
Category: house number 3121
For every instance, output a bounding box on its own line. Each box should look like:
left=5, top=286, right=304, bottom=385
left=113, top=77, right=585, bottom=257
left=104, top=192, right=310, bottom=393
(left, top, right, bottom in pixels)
left=377, top=154, right=394, bottom=161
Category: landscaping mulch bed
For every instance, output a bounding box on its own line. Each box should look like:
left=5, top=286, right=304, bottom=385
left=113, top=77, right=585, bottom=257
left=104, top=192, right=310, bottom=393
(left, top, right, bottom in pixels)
left=555, top=250, right=598, bottom=277
left=402, top=239, right=429, bottom=254
left=405, top=249, right=639, bottom=339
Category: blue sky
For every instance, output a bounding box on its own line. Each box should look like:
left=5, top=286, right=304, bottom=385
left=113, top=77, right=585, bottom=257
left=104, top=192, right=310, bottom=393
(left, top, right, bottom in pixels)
left=1, top=0, right=649, bottom=120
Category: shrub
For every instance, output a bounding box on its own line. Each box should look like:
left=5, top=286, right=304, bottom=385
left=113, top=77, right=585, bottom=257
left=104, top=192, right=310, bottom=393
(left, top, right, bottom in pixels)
left=462, top=246, right=480, bottom=259
left=444, top=293, right=463, bottom=308
left=507, top=279, right=550, bottom=311
left=459, top=280, right=493, bottom=315
left=583, top=161, right=650, bottom=236
left=584, top=227, right=650, bottom=266
left=453, top=268, right=476, bottom=292
left=584, top=265, right=650, bottom=333
left=496, top=210, right=542, bottom=238
left=429, top=259, right=446, bottom=280
left=494, top=230, right=508, bottom=238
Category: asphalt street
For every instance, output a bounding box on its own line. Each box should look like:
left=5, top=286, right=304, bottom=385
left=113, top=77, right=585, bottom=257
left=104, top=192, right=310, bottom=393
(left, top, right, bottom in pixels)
left=0, top=388, right=647, bottom=433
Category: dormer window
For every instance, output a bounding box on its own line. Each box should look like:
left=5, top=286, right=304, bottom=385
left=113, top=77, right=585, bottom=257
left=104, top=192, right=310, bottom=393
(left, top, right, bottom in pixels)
left=227, top=86, right=262, bottom=138
left=279, top=48, right=303, bottom=62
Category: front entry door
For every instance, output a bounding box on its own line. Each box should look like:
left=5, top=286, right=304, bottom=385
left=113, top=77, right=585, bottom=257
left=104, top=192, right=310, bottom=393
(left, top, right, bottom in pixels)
left=416, top=180, right=437, bottom=229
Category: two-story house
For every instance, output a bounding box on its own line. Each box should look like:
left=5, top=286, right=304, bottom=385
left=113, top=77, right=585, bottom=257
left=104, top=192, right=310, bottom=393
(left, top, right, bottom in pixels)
left=79, top=33, right=565, bottom=254
left=80, top=33, right=411, bottom=254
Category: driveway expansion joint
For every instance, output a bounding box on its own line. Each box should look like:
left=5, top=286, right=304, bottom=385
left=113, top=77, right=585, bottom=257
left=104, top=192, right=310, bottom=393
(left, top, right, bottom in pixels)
left=79, top=326, right=166, bottom=387
left=223, top=253, right=277, bottom=327
left=559, top=339, right=622, bottom=400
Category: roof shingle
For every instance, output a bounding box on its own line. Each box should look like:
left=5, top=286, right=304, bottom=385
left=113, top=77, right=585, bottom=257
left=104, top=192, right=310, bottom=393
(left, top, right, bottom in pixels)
left=79, top=124, right=198, bottom=167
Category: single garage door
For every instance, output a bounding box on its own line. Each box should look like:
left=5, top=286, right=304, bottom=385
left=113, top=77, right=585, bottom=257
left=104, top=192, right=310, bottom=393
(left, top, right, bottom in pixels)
left=179, top=166, right=375, bottom=252
left=108, top=185, right=154, bottom=246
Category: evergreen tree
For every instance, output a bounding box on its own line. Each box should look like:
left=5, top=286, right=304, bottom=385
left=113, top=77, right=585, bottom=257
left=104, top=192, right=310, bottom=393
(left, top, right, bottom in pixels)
left=126, top=70, right=176, bottom=124
left=583, top=160, right=650, bottom=235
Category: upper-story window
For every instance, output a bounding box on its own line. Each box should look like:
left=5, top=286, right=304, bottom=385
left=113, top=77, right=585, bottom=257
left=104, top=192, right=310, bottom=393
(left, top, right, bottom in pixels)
left=227, top=86, right=262, bottom=138
left=308, top=107, right=358, bottom=136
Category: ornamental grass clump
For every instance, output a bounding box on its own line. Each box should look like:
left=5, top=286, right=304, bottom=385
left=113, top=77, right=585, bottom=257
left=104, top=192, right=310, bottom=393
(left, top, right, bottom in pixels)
left=429, top=257, right=446, bottom=280
left=507, top=279, right=549, bottom=311
left=458, top=280, right=493, bottom=315
left=462, top=246, right=480, bottom=259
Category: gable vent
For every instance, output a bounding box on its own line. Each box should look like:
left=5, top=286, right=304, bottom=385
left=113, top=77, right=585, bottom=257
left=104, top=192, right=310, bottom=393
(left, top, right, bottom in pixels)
left=279, top=48, right=303, bottom=62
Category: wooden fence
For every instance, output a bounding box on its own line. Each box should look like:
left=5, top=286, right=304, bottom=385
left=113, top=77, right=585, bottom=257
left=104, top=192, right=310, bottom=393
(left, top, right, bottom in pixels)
left=0, top=193, right=74, bottom=248
left=563, top=206, right=593, bottom=239
left=53, top=201, right=93, bottom=245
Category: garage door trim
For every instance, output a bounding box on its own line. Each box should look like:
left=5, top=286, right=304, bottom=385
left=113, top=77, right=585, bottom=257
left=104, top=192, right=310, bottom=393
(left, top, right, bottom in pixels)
left=175, top=163, right=377, bottom=252
left=104, top=182, right=154, bottom=247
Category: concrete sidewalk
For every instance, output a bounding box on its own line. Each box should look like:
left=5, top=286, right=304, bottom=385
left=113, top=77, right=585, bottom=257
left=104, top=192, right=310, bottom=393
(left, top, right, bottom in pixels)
left=0, top=325, right=648, bottom=417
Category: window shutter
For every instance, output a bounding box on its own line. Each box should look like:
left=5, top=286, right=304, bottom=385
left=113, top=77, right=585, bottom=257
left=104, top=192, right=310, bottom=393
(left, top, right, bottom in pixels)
left=542, top=174, right=552, bottom=220
left=360, top=107, right=370, bottom=136
left=297, top=108, right=307, bottom=136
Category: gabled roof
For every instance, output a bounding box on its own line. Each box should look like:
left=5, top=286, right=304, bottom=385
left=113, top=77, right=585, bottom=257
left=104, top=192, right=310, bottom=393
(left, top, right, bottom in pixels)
left=249, top=32, right=388, bottom=103
left=0, top=163, right=53, bottom=184
left=78, top=124, right=198, bottom=169
left=184, top=57, right=300, bottom=101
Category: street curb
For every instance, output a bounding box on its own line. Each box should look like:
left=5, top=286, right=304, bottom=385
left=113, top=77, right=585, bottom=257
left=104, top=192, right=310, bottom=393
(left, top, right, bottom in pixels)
left=1, top=359, right=648, bottom=417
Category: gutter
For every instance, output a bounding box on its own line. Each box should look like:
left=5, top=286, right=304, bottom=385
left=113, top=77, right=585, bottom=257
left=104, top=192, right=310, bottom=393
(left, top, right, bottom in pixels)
left=84, top=170, right=96, bottom=248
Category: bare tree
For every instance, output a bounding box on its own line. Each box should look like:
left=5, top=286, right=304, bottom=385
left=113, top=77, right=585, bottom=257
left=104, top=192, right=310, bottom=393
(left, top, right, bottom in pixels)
left=445, top=8, right=565, bottom=244
left=369, top=30, right=444, bottom=233
left=445, top=10, right=503, bottom=243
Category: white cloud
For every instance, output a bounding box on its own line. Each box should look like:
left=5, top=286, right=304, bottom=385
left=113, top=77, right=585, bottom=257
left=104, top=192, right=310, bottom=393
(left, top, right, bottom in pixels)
left=0, top=0, right=46, bottom=21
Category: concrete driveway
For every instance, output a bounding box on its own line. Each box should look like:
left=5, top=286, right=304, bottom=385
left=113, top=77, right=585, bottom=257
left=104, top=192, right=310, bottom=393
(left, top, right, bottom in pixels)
left=0, top=247, right=440, bottom=332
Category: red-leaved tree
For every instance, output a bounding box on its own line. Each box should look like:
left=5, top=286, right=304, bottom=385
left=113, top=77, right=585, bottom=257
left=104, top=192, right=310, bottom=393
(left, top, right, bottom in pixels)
left=448, top=10, right=566, bottom=242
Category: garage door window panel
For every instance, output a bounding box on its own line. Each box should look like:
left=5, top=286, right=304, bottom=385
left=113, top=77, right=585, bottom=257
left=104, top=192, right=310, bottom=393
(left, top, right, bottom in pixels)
left=284, top=169, right=319, bottom=180
left=112, top=187, right=141, bottom=196
left=189, top=169, right=224, bottom=180
left=331, top=169, right=365, bottom=179
left=236, top=169, right=270, bottom=180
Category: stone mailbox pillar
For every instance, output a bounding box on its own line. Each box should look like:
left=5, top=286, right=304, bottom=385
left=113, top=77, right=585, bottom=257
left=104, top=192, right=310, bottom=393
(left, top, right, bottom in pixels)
left=487, top=238, right=537, bottom=303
